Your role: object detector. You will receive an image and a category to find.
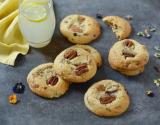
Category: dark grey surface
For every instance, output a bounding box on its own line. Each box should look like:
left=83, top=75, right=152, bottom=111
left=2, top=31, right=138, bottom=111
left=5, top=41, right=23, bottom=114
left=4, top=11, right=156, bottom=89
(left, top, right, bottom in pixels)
left=1, top=0, right=160, bottom=124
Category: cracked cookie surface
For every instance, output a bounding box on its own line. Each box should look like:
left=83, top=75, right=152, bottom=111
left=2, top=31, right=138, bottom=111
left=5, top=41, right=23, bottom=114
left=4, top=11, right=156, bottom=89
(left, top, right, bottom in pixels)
left=84, top=80, right=130, bottom=116
left=103, top=16, right=132, bottom=40
left=60, top=14, right=101, bottom=44
left=27, top=63, right=70, bottom=99
left=54, top=47, right=97, bottom=83
left=69, top=45, right=102, bottom=67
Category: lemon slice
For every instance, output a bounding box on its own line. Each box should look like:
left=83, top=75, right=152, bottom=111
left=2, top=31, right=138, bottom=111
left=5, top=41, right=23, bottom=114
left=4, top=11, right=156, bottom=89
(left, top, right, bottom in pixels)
left=21, top=2, right=48, bottom=22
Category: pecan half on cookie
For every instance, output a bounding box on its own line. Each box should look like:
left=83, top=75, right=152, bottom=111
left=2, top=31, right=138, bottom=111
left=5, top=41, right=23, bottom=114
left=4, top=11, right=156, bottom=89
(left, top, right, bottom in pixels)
left=46, top=76, right=59, bottom=86
left=75, top=63, right=89, bottom=75
left=122, top=40, right=136, bottom=59
left=54, top=47, right=97, bottom=83
left=64, top=49, right=78, bottom=60
left=27, top=63, right=70, bottom=99
left=100, top=95, right=116, bottom=104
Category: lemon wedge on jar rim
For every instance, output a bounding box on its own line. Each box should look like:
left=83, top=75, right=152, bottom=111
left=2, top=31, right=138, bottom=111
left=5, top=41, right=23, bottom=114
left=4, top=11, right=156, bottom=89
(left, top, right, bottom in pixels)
left=21, top=1, right=48, bottom=22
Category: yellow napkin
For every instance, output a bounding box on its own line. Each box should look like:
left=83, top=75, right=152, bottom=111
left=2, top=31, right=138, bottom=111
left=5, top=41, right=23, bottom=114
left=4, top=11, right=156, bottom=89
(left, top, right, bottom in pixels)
left=0, top=0, right=29, bottom=66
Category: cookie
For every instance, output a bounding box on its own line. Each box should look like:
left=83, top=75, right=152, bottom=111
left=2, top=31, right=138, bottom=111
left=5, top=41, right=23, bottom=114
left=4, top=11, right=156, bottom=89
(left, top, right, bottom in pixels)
left=108, top=39, right=149, bottom=76
left=54, top=47, right=97, bottom=83
left=70, top=45, right=102, bottom=67
left=103, top=16, right=132, bottom=40
left=60, top=14, right=101, bottom=44
left=111, top=65, right=144, bottom=76
left=27, top=63, right=70, bottom=99
left=120, top=67, right=144, bottom=76
left=84, top=80, right=130, bottom=116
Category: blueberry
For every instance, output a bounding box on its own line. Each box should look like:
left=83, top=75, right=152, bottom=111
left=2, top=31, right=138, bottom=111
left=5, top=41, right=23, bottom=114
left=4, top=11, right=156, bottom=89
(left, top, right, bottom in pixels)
left=13, top=83, right=25, bottom=94
left=96, top=13, right=103, bottom=19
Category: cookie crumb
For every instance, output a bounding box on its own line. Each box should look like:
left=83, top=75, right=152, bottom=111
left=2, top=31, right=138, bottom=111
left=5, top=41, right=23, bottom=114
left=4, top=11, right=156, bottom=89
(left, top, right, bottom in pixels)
left=8, top=94, right=18, bottom=104
left=146, top=90, right=154, bottom=97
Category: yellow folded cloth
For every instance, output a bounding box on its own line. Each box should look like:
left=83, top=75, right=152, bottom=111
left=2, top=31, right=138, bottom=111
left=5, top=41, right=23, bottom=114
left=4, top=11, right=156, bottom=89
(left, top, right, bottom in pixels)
left=0, top=0, right=29, bottom=66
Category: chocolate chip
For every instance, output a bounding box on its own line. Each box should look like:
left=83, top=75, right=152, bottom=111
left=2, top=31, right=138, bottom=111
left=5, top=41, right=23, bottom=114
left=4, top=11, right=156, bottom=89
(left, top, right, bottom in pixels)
left=73, top=33, right=77, bottom=36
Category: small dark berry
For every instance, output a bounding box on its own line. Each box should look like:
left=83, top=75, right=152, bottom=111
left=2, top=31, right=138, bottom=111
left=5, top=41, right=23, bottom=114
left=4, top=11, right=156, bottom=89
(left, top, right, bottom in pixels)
left=146, top=90, right=154, bottom=97
left=96, top=13, right=103, bottom=19
left=13, top=83, right=25, bottom=94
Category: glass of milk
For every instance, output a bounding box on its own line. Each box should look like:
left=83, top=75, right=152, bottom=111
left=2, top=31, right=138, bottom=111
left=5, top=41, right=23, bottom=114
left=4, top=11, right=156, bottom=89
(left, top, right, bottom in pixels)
left=18, top=0, right=56, bottom=48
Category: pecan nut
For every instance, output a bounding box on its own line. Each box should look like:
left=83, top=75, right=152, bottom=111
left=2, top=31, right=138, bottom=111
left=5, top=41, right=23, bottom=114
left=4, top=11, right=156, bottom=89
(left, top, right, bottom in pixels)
left=122, top=49, right=135, bottom=59
left=75, top=63, right=89, bottom=75
left=78, top=16, right=85, bottom=23
left=70, top=25, right=83, bottom=33
left=31, top=84, right=39, bottom=88
left=64, top=49, right=78, bottom=60
left=97, top=85, right=105, bottom=91
left=124, top=40, right=134, bottom=47
left=99, top=95, right=116, bottom=104
left=105, top=85, right=119, bottom=95
left=46, top=76, right=58, bottom=86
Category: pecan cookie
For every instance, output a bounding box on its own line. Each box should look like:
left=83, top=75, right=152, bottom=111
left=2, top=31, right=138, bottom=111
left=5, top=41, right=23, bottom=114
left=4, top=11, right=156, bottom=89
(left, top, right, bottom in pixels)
left=69, top=45, right=102, bottom=67
left=27, top=63, right=70, bottom=99
left=111, top=65, right=144, bottom=76
left=60, top=14, right=101, bottom=44
left=108, top=39, right=149, bottom=76
left=103, top=16, right=132, bottom=40
left=84, top=80, right=130, bottom=116
left=54, top=47, right=97, bottom=83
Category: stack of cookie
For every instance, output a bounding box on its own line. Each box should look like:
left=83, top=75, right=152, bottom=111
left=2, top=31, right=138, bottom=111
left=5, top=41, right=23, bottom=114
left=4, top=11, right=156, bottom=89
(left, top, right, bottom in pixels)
left=108, top=39, right=149, bottom=76
left=53, top=45, right=102, bottom=83
left=27, top=63, right=70, bottom=99
left=27, top=45, right=102, bottom=98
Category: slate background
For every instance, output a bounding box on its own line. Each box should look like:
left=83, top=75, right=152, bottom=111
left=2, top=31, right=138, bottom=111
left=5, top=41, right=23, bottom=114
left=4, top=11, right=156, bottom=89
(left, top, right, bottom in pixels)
left=0, top=0, right=160, bottom=125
